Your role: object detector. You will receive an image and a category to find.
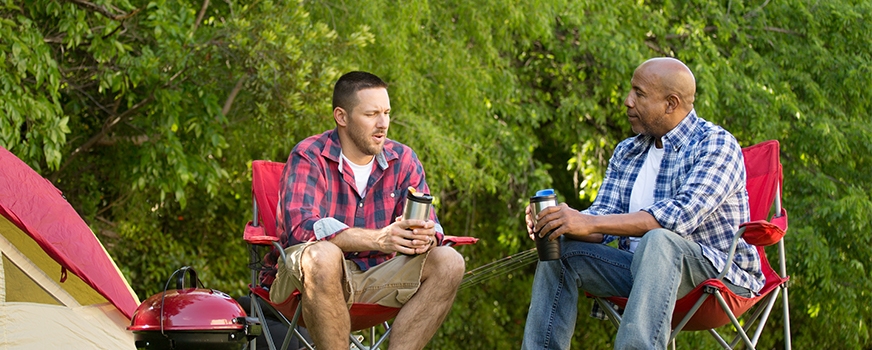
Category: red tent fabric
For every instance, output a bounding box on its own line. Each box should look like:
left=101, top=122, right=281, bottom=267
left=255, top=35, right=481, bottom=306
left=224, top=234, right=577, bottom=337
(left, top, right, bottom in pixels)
left=0, top=146, right=138, bottom=318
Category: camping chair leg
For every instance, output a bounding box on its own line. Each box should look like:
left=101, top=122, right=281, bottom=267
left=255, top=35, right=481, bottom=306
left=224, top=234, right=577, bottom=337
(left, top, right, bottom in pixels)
left=749, top=287, right=781, bottom=345
left=594, top=298, right=622, bottom=329
left=282, top=299, right=315, bottom=350
left=778, top=239, right=792, bottom=350
left=281, top=327, right=295, bottom=350
left=782, top=285, right=792, bottom=350
left=728, top=288, right=779, bottom=348
left=250, top=295, right=278, bottom=350
left=350, top=333, right=367, bottom=349
left=670, top=288, right=713, bottom=341
left=368, top=322, right=392, bottom=350
left=713, top=290, right=756, bottom=349
left=708, top=329, right=732, bottom=349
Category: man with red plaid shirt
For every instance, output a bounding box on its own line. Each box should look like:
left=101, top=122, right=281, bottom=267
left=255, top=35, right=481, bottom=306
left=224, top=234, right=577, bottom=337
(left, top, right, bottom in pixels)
left=263, top=71, right=465, bottom=350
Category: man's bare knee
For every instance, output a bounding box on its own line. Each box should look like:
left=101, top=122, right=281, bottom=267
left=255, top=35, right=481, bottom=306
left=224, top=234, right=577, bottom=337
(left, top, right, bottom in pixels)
left=423, top=247, right=465, bottom=283
left=300, top=241, right=344, bottom=283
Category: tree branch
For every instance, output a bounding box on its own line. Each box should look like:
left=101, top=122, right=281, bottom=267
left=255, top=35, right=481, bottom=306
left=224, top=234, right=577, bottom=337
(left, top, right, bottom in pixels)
left=645, top=41, right=667, bottom=55
left=50, top=94, right=155, bottom=182
left=221, top=74, right=247, bottom=117
left=759, top=26, right=805, bottom=37
left=192, top=0, right=211, bottom=34
left=744, top=0, right=772, bottom=19
left=61, top=0, right=142, bottom=21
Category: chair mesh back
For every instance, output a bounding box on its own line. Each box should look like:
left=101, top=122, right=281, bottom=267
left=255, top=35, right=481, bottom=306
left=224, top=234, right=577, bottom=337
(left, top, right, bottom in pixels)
left=740, top=140, right=783, bottom=278
left=741, top=140, right=782, bottom=222
left=251, top=160, right=286, bottom=238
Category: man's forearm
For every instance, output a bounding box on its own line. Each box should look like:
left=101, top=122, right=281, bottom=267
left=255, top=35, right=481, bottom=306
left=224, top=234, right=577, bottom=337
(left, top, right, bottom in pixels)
left=564, top=211, right=662, bottom=241
left=594, top=211, right=662, bottom=237
left=328, top=227, right=384, bottom=252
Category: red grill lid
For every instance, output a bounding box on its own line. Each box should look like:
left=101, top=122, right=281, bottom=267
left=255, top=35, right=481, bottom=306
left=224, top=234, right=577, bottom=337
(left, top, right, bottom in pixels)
left=128, top=288, right=246, bottom=331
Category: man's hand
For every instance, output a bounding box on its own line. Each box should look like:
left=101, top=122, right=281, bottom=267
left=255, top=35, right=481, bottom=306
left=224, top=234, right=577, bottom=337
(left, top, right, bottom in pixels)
left=377, top=218, right=437, bottom=255
left=529, top=203, right=603, bottom=242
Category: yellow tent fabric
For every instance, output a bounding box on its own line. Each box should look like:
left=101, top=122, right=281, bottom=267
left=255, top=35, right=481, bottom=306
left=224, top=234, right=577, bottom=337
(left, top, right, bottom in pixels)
left=1, top=197, right=134, bottom=349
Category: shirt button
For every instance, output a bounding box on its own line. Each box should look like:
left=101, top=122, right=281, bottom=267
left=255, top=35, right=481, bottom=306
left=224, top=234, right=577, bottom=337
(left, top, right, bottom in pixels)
left=390, top=192, right=395, bottom=198
left=359, top=202, right=363, bottom=208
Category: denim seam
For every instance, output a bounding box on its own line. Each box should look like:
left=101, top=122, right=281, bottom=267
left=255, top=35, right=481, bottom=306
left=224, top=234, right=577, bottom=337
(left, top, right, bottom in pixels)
left=562, top=250, right=631, bottom=271
left=543, top=264, right=563, bottom=349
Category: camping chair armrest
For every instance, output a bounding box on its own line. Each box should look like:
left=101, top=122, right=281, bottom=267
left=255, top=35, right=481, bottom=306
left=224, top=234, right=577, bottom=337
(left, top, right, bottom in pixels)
left=717, top=208, right=789, bottom=280
left=739, top=209, right=788, bottom=247
left=717, top=229, right=746, bottom=280
left=442, top=235, right=479, bottom=247
left=272, top=241, right=288, bottom=265
left=244, top=221, right=280, bottom=245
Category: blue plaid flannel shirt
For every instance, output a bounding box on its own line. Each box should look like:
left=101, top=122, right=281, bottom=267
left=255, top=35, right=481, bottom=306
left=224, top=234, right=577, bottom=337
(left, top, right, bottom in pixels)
left=587, top=110, right=764, bottom=318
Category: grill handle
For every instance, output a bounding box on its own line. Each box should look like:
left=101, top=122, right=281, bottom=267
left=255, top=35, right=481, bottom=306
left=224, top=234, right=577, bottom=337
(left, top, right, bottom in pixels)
left=175, top=266, right=199, bottom=289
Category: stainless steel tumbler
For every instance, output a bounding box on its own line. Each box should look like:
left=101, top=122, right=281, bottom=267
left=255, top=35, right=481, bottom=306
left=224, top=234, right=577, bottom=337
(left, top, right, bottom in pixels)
left=402, top=188, right=432, bottom=222
left=530, top=189, right=561, bottom=261
left=401, top=187, right=433, bottom=256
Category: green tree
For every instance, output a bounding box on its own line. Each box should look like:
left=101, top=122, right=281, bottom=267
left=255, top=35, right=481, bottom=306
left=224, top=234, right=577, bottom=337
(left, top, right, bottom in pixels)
left=305, top=0, right=872, bottom=348
left=0, top=0, right=372, bottom=297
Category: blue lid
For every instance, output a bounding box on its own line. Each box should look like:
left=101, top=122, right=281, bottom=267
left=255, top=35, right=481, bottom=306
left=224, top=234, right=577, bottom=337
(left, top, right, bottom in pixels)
left=535, top=189, right=555, bottom=196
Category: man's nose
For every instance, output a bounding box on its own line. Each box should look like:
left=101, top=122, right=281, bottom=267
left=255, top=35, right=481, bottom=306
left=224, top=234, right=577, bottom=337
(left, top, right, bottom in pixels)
left=624, top=94, right=633, bottom=108
left=376, top=113, right=390, bottom=128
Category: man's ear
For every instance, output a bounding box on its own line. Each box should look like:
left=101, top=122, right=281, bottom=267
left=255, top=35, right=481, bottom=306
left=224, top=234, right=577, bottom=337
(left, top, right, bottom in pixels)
left=665, top=94, right=681, bottom=114
left=334, top=107, right=348, bottom=126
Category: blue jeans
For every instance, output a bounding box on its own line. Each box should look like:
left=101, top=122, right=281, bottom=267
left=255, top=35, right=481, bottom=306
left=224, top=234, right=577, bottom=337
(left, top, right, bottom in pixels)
left=521, top=229, right=751, bottom=350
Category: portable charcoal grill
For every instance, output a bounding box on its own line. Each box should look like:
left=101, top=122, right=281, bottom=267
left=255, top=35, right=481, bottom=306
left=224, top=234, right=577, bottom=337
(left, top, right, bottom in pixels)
left=128, top=267, right=261, bottom=350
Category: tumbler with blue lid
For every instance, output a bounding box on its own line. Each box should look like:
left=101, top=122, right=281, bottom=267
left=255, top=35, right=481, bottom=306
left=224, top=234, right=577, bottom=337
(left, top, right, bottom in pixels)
left=530, top=189, right=561, bottom=261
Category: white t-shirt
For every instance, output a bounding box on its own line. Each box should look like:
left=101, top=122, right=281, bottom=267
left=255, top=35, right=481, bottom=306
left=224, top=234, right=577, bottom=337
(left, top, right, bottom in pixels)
left=340, top=152, right=374, bottom=198
left=627, top=142, right=665, bottom=252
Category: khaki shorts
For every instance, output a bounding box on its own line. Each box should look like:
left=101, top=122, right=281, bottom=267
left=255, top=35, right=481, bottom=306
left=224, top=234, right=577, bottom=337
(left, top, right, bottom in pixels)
left=270, top=241, right=429, bottom=309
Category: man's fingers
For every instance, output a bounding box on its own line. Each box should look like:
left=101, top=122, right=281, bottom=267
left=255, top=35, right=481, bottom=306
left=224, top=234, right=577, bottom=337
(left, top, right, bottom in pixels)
left=537, top=213, right=564, bottom=238
left=534, top=205, right=560, bottom=219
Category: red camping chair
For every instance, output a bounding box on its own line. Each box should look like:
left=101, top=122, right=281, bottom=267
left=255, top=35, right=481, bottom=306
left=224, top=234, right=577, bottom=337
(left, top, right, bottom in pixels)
left=243, top=160, right=478, bottom=350
left=589, top=140, right=792, bottom=350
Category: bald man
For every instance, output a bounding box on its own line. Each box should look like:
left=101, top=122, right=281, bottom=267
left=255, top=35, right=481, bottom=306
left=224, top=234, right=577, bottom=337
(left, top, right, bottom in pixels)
left=521, top=58, right=763, bottom=350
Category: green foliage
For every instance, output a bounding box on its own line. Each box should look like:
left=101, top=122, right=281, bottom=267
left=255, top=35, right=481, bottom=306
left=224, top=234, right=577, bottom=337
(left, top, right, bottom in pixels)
left=0, top=0, right=370, bottom=299
left=2, top=0, right=871, bottom=348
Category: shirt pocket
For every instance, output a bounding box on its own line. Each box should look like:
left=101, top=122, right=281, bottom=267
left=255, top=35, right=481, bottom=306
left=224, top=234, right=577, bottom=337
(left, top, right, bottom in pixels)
left=378, top=187, right=404, bottom=222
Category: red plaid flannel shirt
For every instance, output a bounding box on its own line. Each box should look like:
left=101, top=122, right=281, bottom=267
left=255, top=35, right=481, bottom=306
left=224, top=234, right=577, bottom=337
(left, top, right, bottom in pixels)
left=261, top=129, right=443, bottom=286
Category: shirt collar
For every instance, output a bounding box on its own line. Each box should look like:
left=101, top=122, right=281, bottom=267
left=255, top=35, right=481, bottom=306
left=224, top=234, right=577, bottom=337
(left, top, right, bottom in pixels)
left=323, top=128, right=396, bottom=171
left=628, top=109, right=698, bottom=154
left=660, top=109, right=698, bottom=152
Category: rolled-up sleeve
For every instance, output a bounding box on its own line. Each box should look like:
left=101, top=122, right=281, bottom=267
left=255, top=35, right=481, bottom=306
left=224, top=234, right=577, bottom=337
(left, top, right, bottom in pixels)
left=279, top=150, right=337, bottom=243
left=583, top=145, right=630, bottom=245
left=642, top=135, right=745, bottom=236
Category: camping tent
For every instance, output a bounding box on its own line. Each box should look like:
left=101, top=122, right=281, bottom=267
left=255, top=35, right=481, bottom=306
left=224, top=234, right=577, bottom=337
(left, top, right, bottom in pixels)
left=0, top=146, right=138, bottom=349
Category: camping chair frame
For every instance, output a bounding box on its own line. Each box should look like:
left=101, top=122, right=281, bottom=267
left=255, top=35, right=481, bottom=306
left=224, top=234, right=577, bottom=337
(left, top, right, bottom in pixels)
left=590, top=140, right=792, bottom=350
left=243, top=160, right=477, bottom=350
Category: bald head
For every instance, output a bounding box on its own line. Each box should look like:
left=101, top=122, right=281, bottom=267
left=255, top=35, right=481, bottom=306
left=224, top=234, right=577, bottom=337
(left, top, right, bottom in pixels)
left=636, top=57, right=696, bottom=110
left=624, top=57, right=699, bottom=141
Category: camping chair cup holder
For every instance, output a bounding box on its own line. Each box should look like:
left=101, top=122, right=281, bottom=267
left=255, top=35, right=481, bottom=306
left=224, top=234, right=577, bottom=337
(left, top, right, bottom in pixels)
left=587, top=140, right=792, bottom=350
left=243, top=160, right=477, bottom=350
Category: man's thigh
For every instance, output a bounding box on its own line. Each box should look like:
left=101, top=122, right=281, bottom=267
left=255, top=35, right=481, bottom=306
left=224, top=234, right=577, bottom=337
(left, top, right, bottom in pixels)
left=272, top=242, right=431, bottom=309
left=632, top=228, right=752, bottom=298
left=560, top=237, right=634, bottom=298
left=349, top=252, right=429, bottom=308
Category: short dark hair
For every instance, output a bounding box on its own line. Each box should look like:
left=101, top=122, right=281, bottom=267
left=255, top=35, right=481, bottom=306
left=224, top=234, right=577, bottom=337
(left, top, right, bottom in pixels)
left=332, top=71, right=388, bottom=112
